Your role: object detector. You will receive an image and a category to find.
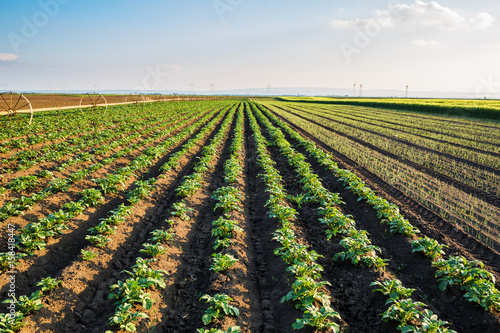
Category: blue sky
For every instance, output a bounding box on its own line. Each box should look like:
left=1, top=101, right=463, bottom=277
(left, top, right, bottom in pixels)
left=0, top=0, right=499, bottom=97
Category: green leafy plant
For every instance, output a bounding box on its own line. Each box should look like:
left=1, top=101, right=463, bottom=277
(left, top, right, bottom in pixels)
left=93, top=174, right=127, bottom=194
left=80, top=188, right=105, bottom=207
left=463, top=279, right=500, bottom=311
left=371, top=279, right=416, bottom=302
left=81, top=249, right=99, bottom=261
left=48, top=178, right=70, bottom=193
left=140, top=243, right=167, bottom=257
left=212, top=186, right=242, bottom=213
left=211, top=216, right=243, bottom=238
left=17, top=233, right=47, bottom=255
left=108, top=302, right=148, bottom=332
left=176, top=176, right=201, bottom=197
left=88, top=221, right=117, bottom=236
left=85, top=235, right=111, bottom=248
left=210, top=253, right=238, bottom=273
left=411, top=237, right=447, bottom=259
left=268, top=201, right=296, bottom=221
left=418, top=309, right=457, bottom=333
left=8, top=175, right=39, bottom=192
left=0, top=312, right=27, bottom=332
left=333, top=229, right=387, bottom=268
left=380, top=298, right=425, bottom=330
left=101, top=204, right=132, bottom=226
left=127, top=179, right=156, bottom=204
left=223, top=159, right=242, bottom=184
left=36, top=276, right=61, bottom=292
left=2, top=291, right=44, bottom=315
left=213, top=237, right=234, bottom=250
left=0, top=252, right=26, bottom=271
left=432, top=256, right=494, bottom=291
left=282, top=276, right=331, bottom=310
left=170, top=200, right=193, bottom=220
left=38, top=170, right=54, bottom=179
left=287, top=193, right=310, bottom=209
left=122, top=258, right=167, bottom=289
left=61, top=201, right=86, bottom=215
left=287, top=261, right=324, bottom=280
left=379, top=214, right=420, bottom=237
left=320, top=212, right=356, bottom=238
left=149, top=229, right=175, bottom=244
left=109, top=278, right=155, bottom=310
left=292, top=305, right=341, bottom=331
left=200, top=294, right=240, bottom=325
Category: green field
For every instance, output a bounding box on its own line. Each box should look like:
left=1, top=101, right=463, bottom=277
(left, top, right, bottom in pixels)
left=277, top=96, right=500, bottom=120
left=0, top=99, right=498, bottom=332
left=257, top=98, right=500, bottom=248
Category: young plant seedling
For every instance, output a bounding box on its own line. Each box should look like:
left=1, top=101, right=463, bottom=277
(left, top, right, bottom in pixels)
left=36, top=276, right=61, bottom=292
left=200, top=294, right=240, bottom=325
left=210, top=253, right=238, bottom=273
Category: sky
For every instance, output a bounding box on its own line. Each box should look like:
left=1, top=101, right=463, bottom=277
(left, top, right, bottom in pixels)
left=0, top=0, right=499, bottom=97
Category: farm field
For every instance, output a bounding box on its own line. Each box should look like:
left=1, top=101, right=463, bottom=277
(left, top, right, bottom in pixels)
left=0, top=94, right=212, bottom=111
left=258, top=100, right=500, bottom=249
left=0, top=99, right=499, bottom=333
left=277, top=97, right=500, bottom=120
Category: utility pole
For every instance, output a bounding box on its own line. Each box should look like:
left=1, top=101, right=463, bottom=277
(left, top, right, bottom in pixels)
left=359, top=84, right=363, bottom=97
left=406, top=85, right=408, bottom=98
left=353, top=83, right=356, bottom=97
left=210, top=83, right=215, bottom=99
left=267, top=84, right=271, bottom=96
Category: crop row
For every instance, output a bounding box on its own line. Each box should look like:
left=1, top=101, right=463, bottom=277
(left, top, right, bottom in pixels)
left=287, top=102, right=500, bottom=151
left=0, top=104, right=225, bottom=273
left=254, top=102, right=500, bottom=314
left=250, top=102, right=459, bottom=332
left=106, top=103, right=236, bottom=332
left=0, top=105, right=204, bottom=223
left=197, top=104, right=245, bottom=332
left=84, top=104, right=231, bottom=253
left=0, top=102, right=201, bottom=177
left=261, top=102, right=500, bottom=249
left=0, top=102, right=234, bottom=332
left=275, top=97, right=500, bottom=120
left=247, top=104, right=342, bottom=331
left=271, top=102, right=499, bottom=197
left=0, top=103, right=152, bottom=152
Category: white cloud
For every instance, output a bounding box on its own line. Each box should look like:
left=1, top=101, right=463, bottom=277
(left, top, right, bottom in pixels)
left=0, top=53, right=19, bottom=62
left=413, top=39, right=440, bottom=46
left=330, top=1, right=494, bottom=31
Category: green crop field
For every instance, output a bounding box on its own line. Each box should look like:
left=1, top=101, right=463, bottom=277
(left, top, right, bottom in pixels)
left=0, top=98, right=498, bottom=332
left=277, top=97, right=500, bottom=120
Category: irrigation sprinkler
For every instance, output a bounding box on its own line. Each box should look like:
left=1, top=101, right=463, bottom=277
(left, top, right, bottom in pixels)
left=125, top=93, right=145, bottom=109
left=0, top=91, right=34, bottom=128
left=79, top=93, right=108, bottom=114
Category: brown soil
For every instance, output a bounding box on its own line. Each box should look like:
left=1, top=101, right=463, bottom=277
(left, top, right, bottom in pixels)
left=10, top=94, right=215, bottom=111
